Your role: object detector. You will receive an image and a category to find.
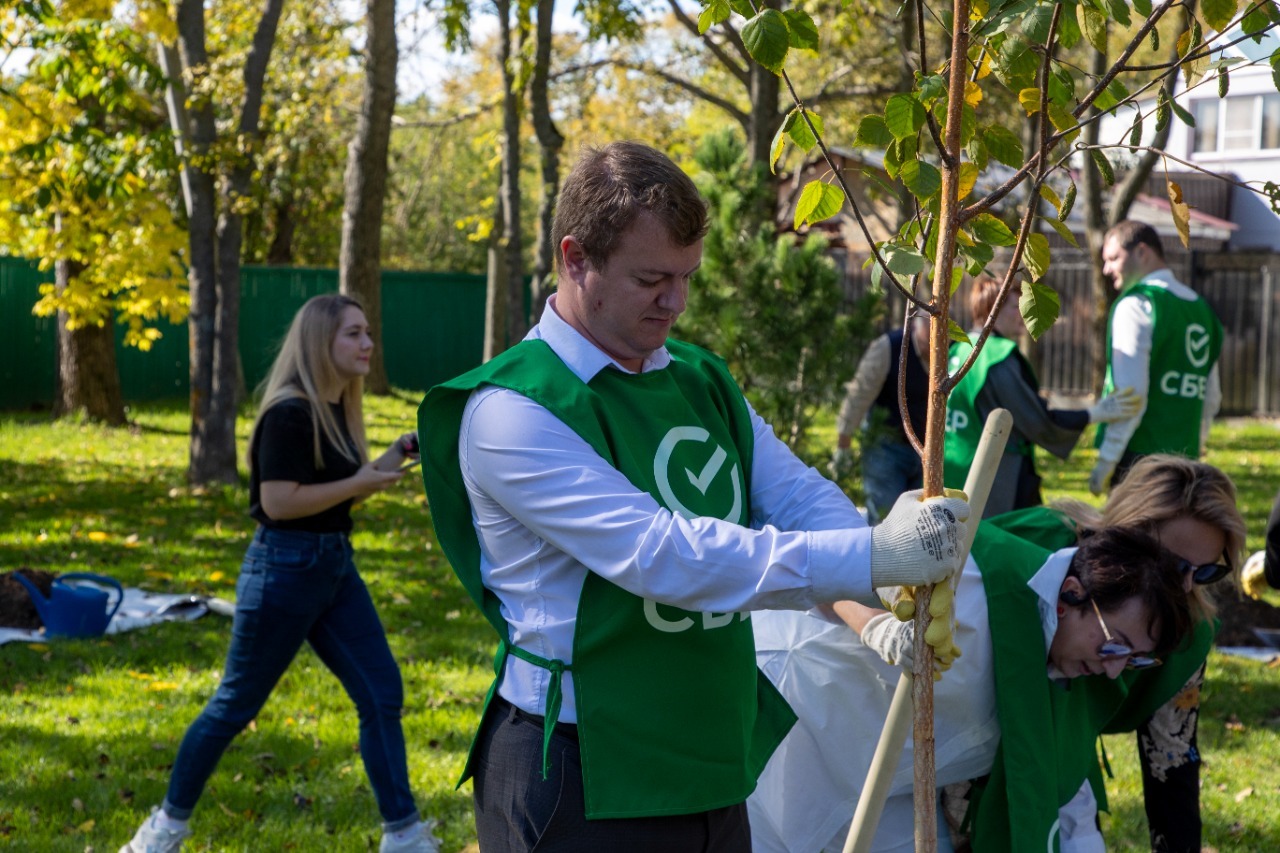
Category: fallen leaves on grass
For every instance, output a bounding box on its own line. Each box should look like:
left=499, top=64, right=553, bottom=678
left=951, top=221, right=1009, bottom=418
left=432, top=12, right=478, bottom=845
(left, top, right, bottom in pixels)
left=1235, top=786, right=1254, bottom=802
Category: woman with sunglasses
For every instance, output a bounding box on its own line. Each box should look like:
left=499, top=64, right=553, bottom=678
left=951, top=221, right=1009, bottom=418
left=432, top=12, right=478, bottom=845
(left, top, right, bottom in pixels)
left=985, top=454, right=1246, bottom=853
left=749, top=525, right=1193, bottom=853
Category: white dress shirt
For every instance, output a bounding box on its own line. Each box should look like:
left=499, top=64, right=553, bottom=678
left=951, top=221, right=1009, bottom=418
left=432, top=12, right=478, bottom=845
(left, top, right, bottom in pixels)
left=459, top=294, right=874, bottom=722
left=749, top=548, right=1103, bottom=853
left=1099, top=269, right=1222, bottom=463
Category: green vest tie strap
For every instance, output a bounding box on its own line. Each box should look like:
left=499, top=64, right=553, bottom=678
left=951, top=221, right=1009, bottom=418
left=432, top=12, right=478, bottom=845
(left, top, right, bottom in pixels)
left=502, top=640, right=573, bottom=781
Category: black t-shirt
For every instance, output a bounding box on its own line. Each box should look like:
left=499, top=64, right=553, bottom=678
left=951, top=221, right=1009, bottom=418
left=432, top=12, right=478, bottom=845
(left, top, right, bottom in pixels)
left=249, top=397, right=361, bottom=532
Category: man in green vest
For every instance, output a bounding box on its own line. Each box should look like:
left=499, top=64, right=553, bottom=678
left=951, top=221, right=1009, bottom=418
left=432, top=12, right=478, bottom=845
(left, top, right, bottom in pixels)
left=1092, top=220, right=1223, bottom=494
left=420, top=141, right=970, bottom=852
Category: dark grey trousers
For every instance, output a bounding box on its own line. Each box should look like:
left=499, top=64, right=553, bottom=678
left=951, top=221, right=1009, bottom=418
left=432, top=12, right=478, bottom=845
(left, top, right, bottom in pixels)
left=472, top=697, right=753, bottom=852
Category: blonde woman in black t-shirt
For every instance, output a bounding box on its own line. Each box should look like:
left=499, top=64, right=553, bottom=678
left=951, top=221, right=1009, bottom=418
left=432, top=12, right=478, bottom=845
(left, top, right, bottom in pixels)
left=122, top=294, right=439, bottom=853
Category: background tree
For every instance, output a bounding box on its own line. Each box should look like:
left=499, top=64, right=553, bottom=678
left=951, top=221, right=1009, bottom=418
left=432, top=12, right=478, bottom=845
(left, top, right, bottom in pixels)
left=339, top=0, right=398, bottom=393
left=0, top=0, right=187, bottom=424
left=162, top=0, right=284, bottom=485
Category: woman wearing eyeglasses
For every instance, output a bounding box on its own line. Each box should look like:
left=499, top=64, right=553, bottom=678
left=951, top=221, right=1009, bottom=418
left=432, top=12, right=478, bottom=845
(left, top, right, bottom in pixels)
left=984, top=454, right=1246, bottom=853
left=748, top=525, right=1194, bottom=853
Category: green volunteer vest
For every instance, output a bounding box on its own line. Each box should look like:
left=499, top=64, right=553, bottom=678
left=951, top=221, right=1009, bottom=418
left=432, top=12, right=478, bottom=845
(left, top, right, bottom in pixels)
left=1096, top=281, right=1223, bottom=457
left=419, top=338, right=796, bottom=819
left=942, top=336, right=1032, bottom=491
left=985, top=506, right=1216, bottom=736
left=967, top=524, right=1109, bottom=853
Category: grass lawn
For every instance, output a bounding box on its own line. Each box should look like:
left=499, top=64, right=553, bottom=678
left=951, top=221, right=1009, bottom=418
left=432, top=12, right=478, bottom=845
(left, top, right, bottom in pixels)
left=1, top=396, right=1278, bottom=852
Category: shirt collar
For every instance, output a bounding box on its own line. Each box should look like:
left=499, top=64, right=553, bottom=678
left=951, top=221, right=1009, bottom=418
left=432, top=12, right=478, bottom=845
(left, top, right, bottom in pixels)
left=1027, top=547, right=1077, bottom=680
left=528, top=293, right=674, bottom=382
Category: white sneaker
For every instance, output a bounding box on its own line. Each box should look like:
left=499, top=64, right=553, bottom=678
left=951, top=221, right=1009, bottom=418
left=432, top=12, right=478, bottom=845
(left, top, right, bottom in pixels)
left=119, top=807, right=190, bottom=853
left=379, top=819, right=442, bottom=853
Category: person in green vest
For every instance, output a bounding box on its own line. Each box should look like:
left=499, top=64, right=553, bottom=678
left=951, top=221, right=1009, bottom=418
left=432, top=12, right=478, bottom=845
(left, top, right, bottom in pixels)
left=749, top=525, right=1194, bottom=853
left=1092, top=220, right=1223, bottom=495
left=990, top=454, right=1245, bottom=853
left=418, top=141, right=971, bottom=852
left=943, top=275, right=1141, bottom=517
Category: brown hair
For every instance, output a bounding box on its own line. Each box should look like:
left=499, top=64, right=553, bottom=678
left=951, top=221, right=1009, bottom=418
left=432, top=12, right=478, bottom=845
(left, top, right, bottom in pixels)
left=1105, top=220, right=1165, bottom=260
left=968, top=275, right=1003, bottom=325
left=552, top=141, right=708, bottom=271
left=1052, top=455, right=1246, bottom=620
left=1068, top=527, right=1193, bottom=661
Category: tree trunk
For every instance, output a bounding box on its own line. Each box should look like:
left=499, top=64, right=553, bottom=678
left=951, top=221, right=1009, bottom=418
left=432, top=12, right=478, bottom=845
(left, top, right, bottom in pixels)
left=484, top=198, right=508, bottom=362
left=339, top=0, right=398, bottom=394
left=52, top=259, right=126, bottom=425
left=498, top=0, right=526, bottom=347
left=529, top=0, right=562, bottom=326
left=175, top=0, right=283, bottom=485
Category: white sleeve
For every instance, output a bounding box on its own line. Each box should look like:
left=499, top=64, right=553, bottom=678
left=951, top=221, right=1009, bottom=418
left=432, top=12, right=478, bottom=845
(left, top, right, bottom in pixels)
left=835, top=334, right=891, bottom=438
left=1098, top=294, right=1152, bottom=463
left=1057, top=778, right=1106, bottom=853
left=463, top=387, right=878, bottom=613
left=1201, top=363, right=1221, bottom=454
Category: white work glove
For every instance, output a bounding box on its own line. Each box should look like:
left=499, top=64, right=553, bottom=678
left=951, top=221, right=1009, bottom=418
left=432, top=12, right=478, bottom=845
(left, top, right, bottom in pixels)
left=870, top=489, right=969, bottom=588
left=1087, top=387, right=1143, bottom=424
left=1243, top=550, right=1268, bottom=600
left=1088, top=457, right=1117, bottom=496
left=828, top=447, right=855, bottom=480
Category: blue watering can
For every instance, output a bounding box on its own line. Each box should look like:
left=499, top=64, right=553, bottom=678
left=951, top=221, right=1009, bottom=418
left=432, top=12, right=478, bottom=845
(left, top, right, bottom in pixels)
left=13, top=572, right=124, bottom=638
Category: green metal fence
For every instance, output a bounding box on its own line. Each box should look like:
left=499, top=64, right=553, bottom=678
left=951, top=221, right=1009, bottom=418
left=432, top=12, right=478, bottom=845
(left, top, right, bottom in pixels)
left=0, top=257, right=488, bottom=411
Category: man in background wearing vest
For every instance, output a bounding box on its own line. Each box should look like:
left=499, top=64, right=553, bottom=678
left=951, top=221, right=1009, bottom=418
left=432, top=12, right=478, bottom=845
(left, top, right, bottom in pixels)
left=830, top=316, right=930, bottom=523
left=420, top=141, right=970, bottom=851
left=1091, top=220, right=1223, bottom=495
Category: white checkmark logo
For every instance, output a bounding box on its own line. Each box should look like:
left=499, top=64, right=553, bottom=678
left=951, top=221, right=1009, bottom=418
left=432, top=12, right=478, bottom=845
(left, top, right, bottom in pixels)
left=1185, top=324, right=1211, bottom=368
left=686, top=446, right=727, bottom=494
left=654, top=426, right=744, bottom=522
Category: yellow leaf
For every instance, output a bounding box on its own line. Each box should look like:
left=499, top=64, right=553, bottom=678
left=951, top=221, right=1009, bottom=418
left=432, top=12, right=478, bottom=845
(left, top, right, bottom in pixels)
left=958, top=162, right=979, bottom=201
left=209, top=571, right=225, bottom=582
left=77, top=819, right=96, bottom=833
left=1167, top=179, right=1191, bottom=248
left=1235, top=786, right=1254, bottom=802
left=964, top=80, right=983, bottom=109
left=87, top=531, right=109, bottom=542
left=1018, top=88, right=1041, bottom=115
left=128, top=671, right=156, bottom=681
left=146, top=681, right=179, bottom=692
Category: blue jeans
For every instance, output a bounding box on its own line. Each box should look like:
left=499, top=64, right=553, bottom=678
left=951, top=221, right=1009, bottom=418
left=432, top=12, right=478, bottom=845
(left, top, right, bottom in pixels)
left=163, top=528, right=419, bottom=830
left=861, top=435, right=923, bottom=525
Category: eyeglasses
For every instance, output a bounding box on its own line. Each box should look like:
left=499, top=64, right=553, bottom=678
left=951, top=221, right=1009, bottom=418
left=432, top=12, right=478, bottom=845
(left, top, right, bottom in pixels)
left=1090, top=598, right=1161, bottom=670
left=1178, top=556, right=1232, bottom=585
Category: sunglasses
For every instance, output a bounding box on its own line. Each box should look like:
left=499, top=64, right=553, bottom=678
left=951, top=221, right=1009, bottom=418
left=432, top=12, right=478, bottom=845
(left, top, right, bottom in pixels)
left=1090, top=598, right=1162, bottom=670
left=1178, top=556, right=1232, bottom=585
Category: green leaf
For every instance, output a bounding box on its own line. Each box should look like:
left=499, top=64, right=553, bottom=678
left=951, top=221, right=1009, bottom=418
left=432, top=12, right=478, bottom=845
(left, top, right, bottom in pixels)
left=1133, top=0, right=1152, bottom=15
left=1080, top=6, right=1108, bottom=55
left=948, top=320, right=971, bottom=345
left=966, top=137, right=990, bottom=170
left=882, top=242, right=929, bottom=275
left=1022, top=5, right=1056, bottom=44
left=786, top=109, right=823, bottom=152
left=1041, top=214, right=1079, bottom=248
left=794, top=180, right=845, bottom=229
left=1171, top=99, right=1195, bottom=127
left=742, top=9, right=791, bottom=74
left=917, top=74, right=946, bottom=105
left=769, top=111, right=794, bottom=173
left=1156, top=89, right=1171, bottom=132
left=982, top=124, right=1024, bottom=167
left=1104, top=0, right=1131, bottom=28
left=959, top=241, right=995, bottom=276
left=1019, top=279, right=1060, bottom=339
left=901, top=159, right=942, bottom=200
left=970, top=212, right=1018, bottom=247
left=856, top=115, right=894, bottom=147
left=885, top=94, right=926, bottom=141
left=1201, top=0, right=1238, bottom=33
left=783, top=9, right=820, bottom=51
left=1023, top=232, right=1052, bottom=281
left=993, top=35, right=1040, bottom=91
left=697, top=0, right=731, bottom=34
